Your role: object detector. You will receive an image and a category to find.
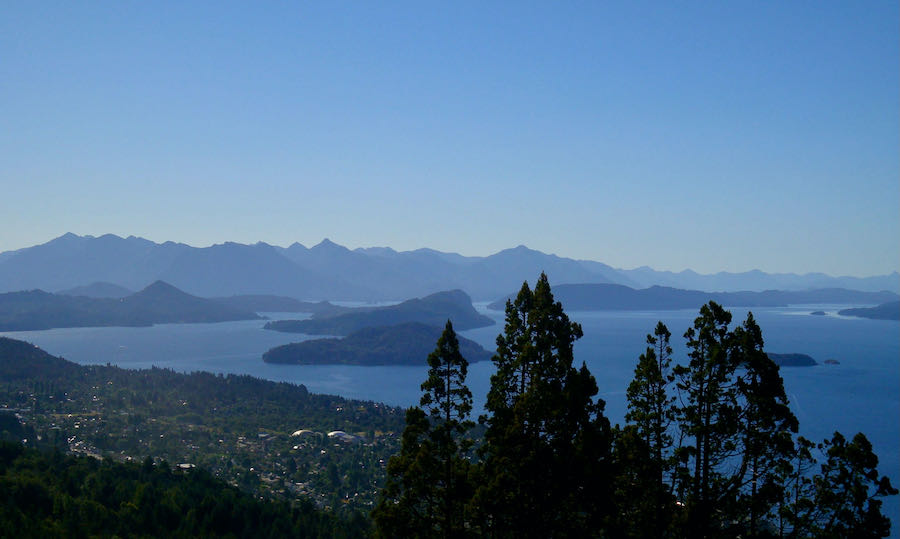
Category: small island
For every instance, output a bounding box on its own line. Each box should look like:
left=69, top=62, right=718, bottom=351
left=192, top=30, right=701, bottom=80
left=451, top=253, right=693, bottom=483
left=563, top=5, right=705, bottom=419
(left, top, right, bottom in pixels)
left=768, top=353, right=817, bottom=367
left=263, top=322, right=494, bottom=365
left=810, top=310, right=826, bottom=316
left=824, top=359, right=840, bottom=365
left=265, top=289, right=494, bottom=336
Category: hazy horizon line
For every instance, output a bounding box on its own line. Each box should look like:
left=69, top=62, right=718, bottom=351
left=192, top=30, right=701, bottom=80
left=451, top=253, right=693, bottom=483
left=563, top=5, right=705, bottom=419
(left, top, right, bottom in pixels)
left=2, top=231, right=896, bottom=280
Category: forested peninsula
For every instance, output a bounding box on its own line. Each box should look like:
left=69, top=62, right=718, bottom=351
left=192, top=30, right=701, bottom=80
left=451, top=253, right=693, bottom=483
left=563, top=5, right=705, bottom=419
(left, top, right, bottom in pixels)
left=264, top=290, right=494, bottom=336
left=263, top=322, right=493, bottom=365
left=838, top=301, right=900, bottom=321
left=0, top=281, right=260, bottom=331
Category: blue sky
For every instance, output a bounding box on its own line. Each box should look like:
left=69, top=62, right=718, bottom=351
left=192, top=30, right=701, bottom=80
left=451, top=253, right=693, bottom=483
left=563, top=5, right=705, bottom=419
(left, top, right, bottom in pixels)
left=1, top=2, right=897, bottom=276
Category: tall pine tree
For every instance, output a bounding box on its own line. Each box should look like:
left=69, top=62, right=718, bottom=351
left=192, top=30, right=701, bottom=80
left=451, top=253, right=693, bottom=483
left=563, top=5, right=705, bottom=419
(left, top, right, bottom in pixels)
left=476, top=273, right=612, bottom=537
left=673, top=301, right=739, bottom=536
left=373, top=321, right=474, bottom=538
left=731, top=312, right=798, bottom=536
left=620, top=321, right=677, bottom=536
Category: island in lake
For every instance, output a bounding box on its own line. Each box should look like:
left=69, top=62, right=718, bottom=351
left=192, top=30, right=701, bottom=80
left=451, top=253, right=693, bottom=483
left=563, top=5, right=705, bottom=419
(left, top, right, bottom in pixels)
left=263, top=322, right=494, bottom=365
left=837, top=301, right=900, bottom=321
left=0, top=281, right=261, bottom=331
left=264, top=289, right=494, bottom=336
left=768, top=353, right=817, bottom=367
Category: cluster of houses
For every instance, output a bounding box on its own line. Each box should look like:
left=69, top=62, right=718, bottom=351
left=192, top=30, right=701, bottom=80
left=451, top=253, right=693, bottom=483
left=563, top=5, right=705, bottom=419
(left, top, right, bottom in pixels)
left=290, top=428, right=361, bottom=444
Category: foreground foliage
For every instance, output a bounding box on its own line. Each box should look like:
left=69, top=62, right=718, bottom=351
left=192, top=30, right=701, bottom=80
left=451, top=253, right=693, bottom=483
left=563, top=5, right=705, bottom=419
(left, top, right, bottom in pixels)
left=375, top=274, right=896, bottom=538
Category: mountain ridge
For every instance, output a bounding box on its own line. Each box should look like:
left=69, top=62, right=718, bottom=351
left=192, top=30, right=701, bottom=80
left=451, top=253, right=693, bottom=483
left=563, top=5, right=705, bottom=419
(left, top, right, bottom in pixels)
left=1, top=233, right=896, bottom=301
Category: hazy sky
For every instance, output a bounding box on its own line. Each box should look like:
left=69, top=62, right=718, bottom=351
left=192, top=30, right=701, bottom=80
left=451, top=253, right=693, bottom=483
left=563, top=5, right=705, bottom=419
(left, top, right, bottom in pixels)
left=2, top=2, right=897, bottom=276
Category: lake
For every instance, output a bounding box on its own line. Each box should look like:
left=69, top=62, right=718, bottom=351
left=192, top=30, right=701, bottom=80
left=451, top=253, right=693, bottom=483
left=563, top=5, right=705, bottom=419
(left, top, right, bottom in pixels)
left=2, top=304, right=898, bottom=531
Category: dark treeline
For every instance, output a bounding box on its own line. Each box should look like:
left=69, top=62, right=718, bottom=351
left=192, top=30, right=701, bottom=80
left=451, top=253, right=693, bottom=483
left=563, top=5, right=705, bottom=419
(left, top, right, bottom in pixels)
left=0, top=441, right=368, bottom=538
left=374, top=273, right=897, bottom=538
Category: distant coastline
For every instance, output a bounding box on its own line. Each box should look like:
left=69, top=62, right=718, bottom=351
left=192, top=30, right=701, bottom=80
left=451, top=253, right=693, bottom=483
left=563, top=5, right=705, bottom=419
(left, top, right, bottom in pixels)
left=487, top=283, right=899, bottom=312
left=838, top=301, right=900, bottom=321
left=0, top=281, right=260, bottom=331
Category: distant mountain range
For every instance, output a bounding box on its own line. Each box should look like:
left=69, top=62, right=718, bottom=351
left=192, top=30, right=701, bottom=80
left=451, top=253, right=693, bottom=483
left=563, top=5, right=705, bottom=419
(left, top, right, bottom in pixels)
left=0, top=281, right=261, bottom=331
left=0, top=233, right=896, bottom=301
left=487, top=284, right=900, bottom=311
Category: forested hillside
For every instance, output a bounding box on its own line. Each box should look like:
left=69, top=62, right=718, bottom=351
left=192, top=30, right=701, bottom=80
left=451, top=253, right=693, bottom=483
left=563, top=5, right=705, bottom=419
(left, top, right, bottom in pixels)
left=0, top=338, right=404, bottom=518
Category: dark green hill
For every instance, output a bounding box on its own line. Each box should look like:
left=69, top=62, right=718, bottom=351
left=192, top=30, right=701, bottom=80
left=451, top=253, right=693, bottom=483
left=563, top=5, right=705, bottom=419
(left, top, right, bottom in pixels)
left=263, top=322, right=494, bottom=365
left=0, top=281, right=260, bottom=331
left=265, top=290, right=494, bottom=336
left=838, top=301, right=900, bottom=321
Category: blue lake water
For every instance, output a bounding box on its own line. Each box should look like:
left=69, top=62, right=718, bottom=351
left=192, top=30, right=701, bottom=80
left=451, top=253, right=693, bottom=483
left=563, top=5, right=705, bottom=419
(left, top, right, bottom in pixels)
left=2, top=304, right=898, bottom=531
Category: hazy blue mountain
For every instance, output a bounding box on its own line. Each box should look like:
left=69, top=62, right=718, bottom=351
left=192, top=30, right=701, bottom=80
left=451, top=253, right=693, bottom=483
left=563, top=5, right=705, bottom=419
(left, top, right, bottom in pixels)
left=279, top=239, right=470, bottom=300
left=0, top=281, right=260, bottom=331
left=0, top=233, right=191, bottom=292
left=487, top=283, right=900, bottom=311
left=1, top=234, right=896, bottom=301
left=457, top=245, right=620, bottom=299
left=57, top=281, right=133, bottom=298
left=262, top=322, right=493, bottom=365
left=620, top=266, right=900, bottom=293
left=265, top=290, right=494, bottom=336
left=157, top=241, right=367, bottom=300
left=838, top=301, right=900, bottom=321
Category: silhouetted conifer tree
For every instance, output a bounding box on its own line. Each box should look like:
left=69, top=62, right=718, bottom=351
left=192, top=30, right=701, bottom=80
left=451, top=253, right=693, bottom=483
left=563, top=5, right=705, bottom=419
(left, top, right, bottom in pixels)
left=731, top=312, right=798, bottom=536
left=373, top=321, right=474, bottom=538
left=475, top=273, right=612, bottom=537
left=619, top=321, right=677, bottom=535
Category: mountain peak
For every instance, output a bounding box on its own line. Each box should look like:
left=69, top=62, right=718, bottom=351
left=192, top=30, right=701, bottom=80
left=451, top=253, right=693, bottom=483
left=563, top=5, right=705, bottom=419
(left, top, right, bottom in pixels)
left=46, top=232, right=84, bottom=245
left=135, top=280, right=187, bottom=297
left=312, top=238, right=350, bottom=253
